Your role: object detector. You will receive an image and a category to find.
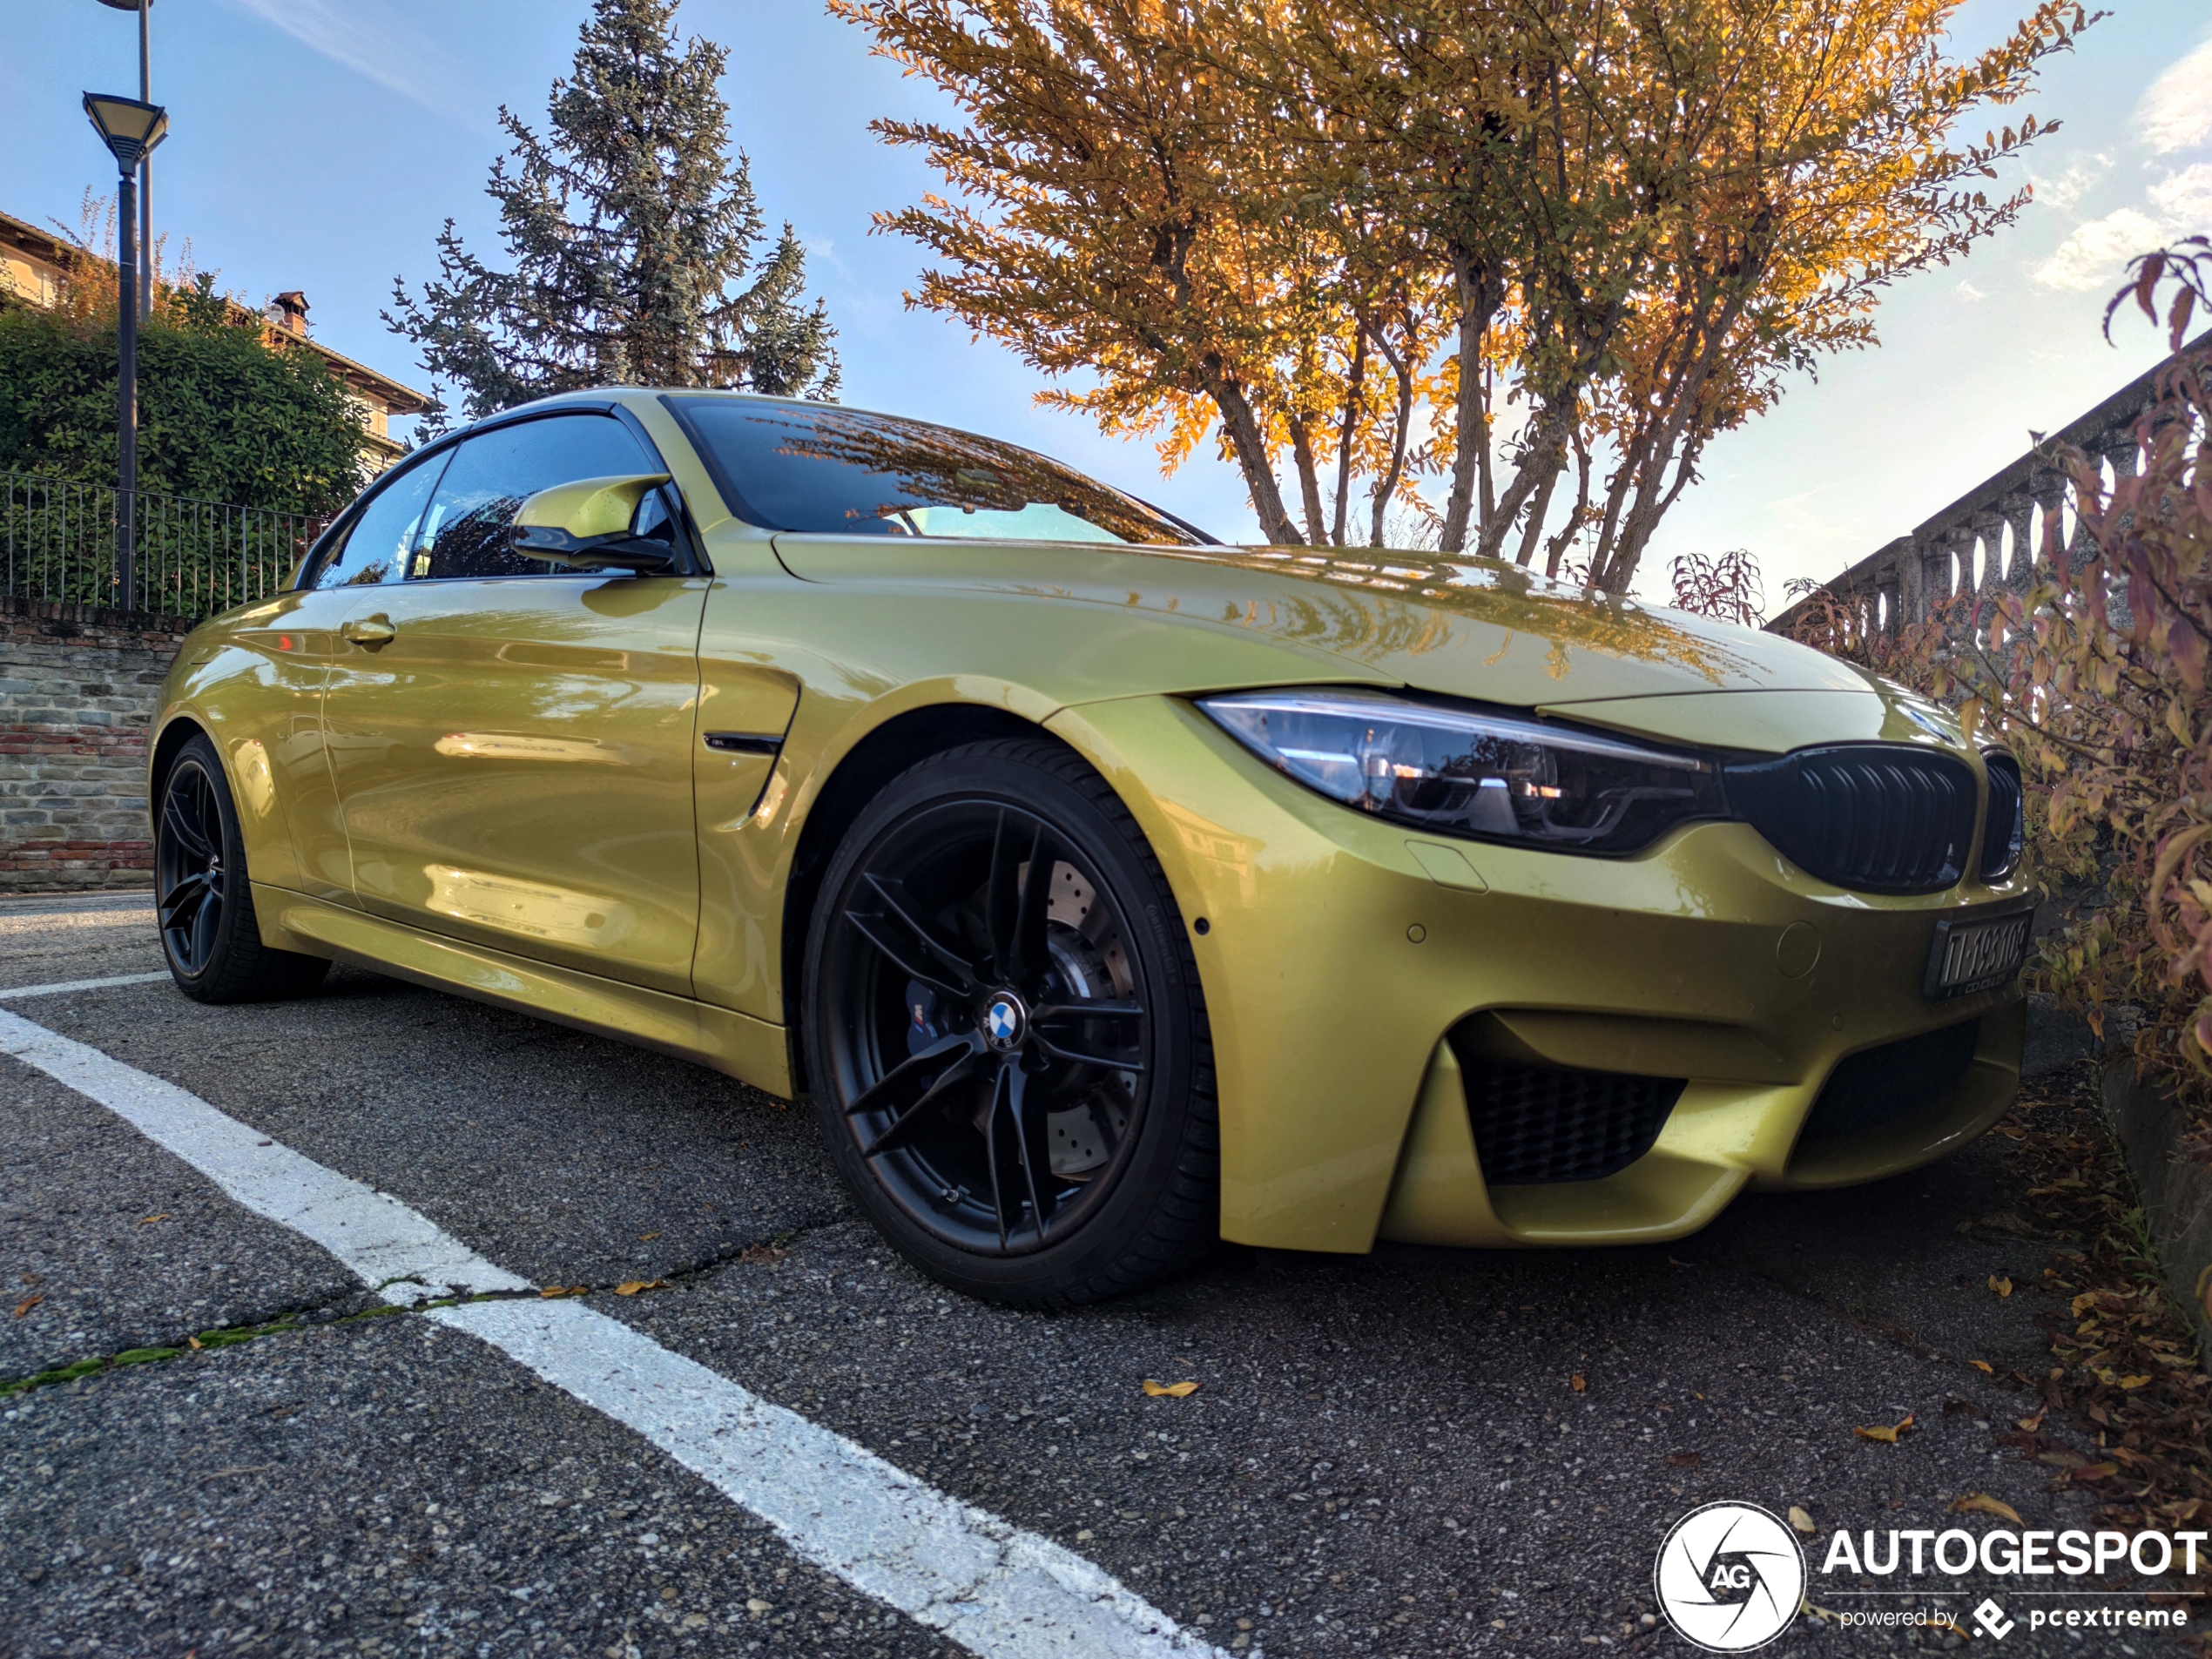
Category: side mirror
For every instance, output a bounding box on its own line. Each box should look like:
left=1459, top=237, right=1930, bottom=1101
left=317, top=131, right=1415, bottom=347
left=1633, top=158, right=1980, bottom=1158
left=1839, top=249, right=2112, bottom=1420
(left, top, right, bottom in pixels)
left=511, top=473, right=682, bottom=573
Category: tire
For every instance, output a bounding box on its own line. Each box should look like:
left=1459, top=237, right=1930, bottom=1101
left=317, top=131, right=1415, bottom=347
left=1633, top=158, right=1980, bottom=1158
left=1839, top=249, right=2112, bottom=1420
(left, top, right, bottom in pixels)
left=154, top=733, right=331, bottom=1004
left=801, top=738, right=1217, bottom=1306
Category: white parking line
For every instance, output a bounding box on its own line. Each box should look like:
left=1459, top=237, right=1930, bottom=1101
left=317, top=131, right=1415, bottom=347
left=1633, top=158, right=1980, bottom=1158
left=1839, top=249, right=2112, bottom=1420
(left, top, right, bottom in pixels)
left=0, top=973, right=172, bottom=1000
left=0, top=1007, right=525, bottom=1302
left=0, top=1004, right=1224, bottom=1659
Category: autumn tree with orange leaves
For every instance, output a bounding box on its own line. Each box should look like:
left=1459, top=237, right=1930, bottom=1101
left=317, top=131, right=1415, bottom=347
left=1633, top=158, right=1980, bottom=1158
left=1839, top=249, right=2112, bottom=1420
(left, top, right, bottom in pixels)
left=837, top=0, right=2094, bottom=588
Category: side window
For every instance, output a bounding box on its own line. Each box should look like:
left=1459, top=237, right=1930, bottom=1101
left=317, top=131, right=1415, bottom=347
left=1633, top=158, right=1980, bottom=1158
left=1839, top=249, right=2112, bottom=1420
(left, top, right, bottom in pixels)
left=414, top=414, right=658, bottom=581
left=307, top=452, right=448, bottom=590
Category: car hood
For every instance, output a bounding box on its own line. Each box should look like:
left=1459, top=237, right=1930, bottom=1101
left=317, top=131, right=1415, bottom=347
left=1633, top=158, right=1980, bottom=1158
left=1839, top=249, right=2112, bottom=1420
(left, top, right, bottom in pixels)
left=772, top=535, right=1882, bottom=710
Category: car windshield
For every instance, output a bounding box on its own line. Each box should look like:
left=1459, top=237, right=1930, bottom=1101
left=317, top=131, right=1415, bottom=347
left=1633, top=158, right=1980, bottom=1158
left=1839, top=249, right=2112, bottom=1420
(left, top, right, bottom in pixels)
left=664, top=398, right=1208, bottom=546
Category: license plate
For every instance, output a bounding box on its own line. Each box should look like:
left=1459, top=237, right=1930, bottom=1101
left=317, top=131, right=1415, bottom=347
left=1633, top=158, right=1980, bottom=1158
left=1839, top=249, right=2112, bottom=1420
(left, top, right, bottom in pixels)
left=1923, top=908, right=2034, bottom=998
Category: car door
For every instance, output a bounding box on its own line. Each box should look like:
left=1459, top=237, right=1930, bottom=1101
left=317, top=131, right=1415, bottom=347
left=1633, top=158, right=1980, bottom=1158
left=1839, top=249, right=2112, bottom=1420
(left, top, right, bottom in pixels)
left=320, top=410, right=710, bottom=996
left=273, top=445, right=453, bottom=902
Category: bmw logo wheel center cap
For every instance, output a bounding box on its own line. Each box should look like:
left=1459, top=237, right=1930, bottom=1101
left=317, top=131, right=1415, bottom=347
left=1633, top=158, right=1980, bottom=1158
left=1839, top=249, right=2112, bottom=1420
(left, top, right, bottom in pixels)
left=982, top=990, right=1028, bottom=1052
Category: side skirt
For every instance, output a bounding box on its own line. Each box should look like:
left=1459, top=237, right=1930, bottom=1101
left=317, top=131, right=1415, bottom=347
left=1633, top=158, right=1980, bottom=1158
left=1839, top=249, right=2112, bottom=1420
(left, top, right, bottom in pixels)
left=253, top=884, right=793, bottom=1099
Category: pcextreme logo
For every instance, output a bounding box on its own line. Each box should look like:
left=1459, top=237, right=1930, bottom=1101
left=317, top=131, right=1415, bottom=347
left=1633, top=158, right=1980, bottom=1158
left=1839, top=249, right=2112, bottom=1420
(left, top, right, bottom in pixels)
left=1653, top=1501, right=1809, bottom=1653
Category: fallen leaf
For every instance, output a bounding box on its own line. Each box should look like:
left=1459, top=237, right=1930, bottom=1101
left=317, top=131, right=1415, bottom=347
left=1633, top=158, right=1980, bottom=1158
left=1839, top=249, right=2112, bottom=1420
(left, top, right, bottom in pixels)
left=2016, top=1410, right=2047, bottom=1433
left=1667, top=1257, right=1696, bottom=1268
left=738, top=1244, right=787, bottom=1265
left=187, top=1336, right=204, bottom=1351
left=638, top=1232, right=661, bottom=1242
left=1142, top=1379, right=1200, bottom=1398
left=1569, top=1373, right=1588, bottom=1393
left=614, top=1280, right=667, bottom=1297
left=11, top=1294, right=42, bottom=1319
left=1665, top=1452, right=1702, bottom=1467
left=1988, top=1276, right=2013, bottom=1298
left=1969, top=1360, right=1994, bottom=1373
left=2069, top=1462, right=2121, bottom=1482
left=138, top=1213, right=169, bottom=1225
left=1788, top=1506, right=1816, bottom=1534
left=2118, top=1374, right=2153, bottom=1390
left=1950, top=1493, right=2023, bottom=1524
left=1855, top=1413, right=1917, bottom=1444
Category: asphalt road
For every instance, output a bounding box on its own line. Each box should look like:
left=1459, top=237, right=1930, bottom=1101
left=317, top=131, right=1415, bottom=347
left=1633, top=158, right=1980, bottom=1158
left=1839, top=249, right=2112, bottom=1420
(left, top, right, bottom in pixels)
left=0, top=891, right=2189, bottom=1657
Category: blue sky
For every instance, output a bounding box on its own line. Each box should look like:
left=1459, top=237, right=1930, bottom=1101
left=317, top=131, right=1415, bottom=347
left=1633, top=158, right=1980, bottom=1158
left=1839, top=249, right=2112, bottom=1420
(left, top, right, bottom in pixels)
left=6, top=0, right=2209, bottom=602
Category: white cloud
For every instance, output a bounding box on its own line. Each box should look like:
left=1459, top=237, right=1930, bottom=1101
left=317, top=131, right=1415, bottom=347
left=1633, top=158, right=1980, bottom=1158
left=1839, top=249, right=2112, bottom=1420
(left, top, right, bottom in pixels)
left=2032, top=156, right=2109, bottom=211
left=2141, top=33, right=2212, bottom=156
left=2034, top=206, right=2171, bottom=291
left=1954, top=280, right=1987, bottom=302
left=2148, top=163, right=2212, bottom=233
left=220, top=0, right=459, bottom=113
left=2036, top=162, right=2212, bottom=293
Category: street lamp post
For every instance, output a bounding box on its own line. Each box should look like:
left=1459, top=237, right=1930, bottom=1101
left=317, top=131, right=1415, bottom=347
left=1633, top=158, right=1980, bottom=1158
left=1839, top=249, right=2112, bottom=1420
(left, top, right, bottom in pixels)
left=94, top=0, right=155, bottom=323
left=83, top=92, right=167, bottom=614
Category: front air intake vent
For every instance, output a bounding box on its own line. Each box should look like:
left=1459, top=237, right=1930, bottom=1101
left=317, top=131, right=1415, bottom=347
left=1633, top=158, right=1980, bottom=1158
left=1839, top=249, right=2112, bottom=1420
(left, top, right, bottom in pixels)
left=1980, top=751, right=2024, bottom=880
left=1726, top=745, right=1976, bottom=894
left=1447, top=1027, right=1684, bottom=1186
left=1795, top=1019, right=1981, bottom=1152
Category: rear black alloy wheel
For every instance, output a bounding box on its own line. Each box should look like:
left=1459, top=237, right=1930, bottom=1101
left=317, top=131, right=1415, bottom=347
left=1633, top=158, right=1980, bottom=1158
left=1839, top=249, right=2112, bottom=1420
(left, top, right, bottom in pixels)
left=154, top=734, right=331, bottom=1004
left=804, top=740, right=1217, bottom=1305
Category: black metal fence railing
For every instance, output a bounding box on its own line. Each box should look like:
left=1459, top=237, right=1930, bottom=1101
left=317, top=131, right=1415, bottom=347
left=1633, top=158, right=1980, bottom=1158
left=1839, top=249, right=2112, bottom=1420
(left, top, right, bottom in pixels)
left=0, top=471, right=322, bottom=620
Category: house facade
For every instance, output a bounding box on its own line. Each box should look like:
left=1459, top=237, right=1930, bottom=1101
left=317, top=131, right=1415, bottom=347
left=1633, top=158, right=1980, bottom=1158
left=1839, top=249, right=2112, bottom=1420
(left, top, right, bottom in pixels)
left=0, top=207, right=431, bottom=469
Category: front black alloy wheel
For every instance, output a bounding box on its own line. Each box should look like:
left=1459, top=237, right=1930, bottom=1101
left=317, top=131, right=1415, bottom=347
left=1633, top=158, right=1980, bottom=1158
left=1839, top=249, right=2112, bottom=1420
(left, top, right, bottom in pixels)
left=154, top=734, right=330, bottom=1003
left=804, top=739, right=1217, bottom=1305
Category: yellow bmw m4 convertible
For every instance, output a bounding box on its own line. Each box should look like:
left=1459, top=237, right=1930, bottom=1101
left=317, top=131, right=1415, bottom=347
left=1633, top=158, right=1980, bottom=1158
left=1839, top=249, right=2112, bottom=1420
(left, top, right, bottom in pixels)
left=151, top=390, right=2033, bottom=1304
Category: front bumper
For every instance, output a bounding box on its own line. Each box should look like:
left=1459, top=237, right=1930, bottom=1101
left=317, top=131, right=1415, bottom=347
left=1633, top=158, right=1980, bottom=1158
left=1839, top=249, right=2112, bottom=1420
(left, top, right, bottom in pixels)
left=1049, top=695, right=2030, bottom=1253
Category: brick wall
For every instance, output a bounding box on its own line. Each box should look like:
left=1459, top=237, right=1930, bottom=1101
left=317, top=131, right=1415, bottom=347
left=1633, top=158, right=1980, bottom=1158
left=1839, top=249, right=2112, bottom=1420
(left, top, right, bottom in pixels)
left=1, top=600, right=192, bottom=893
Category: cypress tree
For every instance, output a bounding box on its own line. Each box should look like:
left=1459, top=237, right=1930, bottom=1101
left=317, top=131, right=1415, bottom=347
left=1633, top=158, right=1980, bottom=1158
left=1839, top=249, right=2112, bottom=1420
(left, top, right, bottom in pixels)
left=388, top=0, right=838, bottom=429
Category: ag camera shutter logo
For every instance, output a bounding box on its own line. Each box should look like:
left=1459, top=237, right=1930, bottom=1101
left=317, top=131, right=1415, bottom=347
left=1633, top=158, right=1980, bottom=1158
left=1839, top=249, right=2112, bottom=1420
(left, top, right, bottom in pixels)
left=1654, top=1501, right=1808, bottom=1652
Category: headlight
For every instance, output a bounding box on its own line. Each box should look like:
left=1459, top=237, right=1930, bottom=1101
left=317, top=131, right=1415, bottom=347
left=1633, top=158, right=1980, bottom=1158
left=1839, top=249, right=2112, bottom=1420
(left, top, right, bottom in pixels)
left=1198, top=690, right=1725, bottom=855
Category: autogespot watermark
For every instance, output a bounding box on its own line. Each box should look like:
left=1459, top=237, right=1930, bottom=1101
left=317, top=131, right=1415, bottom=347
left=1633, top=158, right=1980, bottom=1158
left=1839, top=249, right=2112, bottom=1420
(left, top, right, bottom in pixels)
left=1656, top=1507, right=2202, bottom=1646
left=1817, top=1524, right=2208, bottom=1579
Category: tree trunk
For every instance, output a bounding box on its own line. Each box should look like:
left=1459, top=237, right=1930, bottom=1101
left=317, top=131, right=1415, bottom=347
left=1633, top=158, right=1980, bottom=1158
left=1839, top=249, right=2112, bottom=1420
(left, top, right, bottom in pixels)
left=1331, top=329, right=1368, bottom=549
left=1474, top=403, right=1572, bottom=562
left=1544, top=434, right=1594, bottom=580
left=1439, top=250, right=1499, bottom=554
left=1512, top=453, right=1561, bottom=566
left=1369, top=331, right=1415, bottom=548
left=1289, top=415, right=1328, bottom=544
left=1204, top=362, right=1303, bottom=546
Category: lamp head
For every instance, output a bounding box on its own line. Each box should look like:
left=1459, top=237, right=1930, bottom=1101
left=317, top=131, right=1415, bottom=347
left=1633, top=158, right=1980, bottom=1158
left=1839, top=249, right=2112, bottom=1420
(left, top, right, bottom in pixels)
left=92, top=1, right=153, bottom=10
left=83, top=92, right=168, bottom=169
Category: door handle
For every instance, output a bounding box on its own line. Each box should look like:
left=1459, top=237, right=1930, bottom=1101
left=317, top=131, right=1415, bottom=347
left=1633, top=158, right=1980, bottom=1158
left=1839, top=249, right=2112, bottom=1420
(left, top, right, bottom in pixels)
left=341, top=614, right=396, bottom=645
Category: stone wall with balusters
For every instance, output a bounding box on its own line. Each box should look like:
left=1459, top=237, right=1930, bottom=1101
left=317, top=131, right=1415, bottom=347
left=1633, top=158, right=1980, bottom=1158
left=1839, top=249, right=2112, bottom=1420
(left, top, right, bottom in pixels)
left=1766, top=330, right=2209, bottom=642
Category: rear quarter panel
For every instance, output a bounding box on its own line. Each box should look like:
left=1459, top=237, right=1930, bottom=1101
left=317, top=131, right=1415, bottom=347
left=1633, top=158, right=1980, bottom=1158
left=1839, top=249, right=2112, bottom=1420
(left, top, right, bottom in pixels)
left=156, top=590, right=356, bottom=900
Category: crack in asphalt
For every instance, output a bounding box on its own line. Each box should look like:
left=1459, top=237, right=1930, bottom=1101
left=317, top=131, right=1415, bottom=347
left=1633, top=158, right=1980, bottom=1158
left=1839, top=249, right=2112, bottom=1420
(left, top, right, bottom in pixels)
left=0, top=1218, right=836, bottom=1399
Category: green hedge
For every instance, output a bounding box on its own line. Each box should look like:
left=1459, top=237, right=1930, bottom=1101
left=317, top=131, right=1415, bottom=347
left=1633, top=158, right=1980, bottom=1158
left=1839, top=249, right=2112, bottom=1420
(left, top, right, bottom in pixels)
left=0, top=276, right=370, bottom=516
